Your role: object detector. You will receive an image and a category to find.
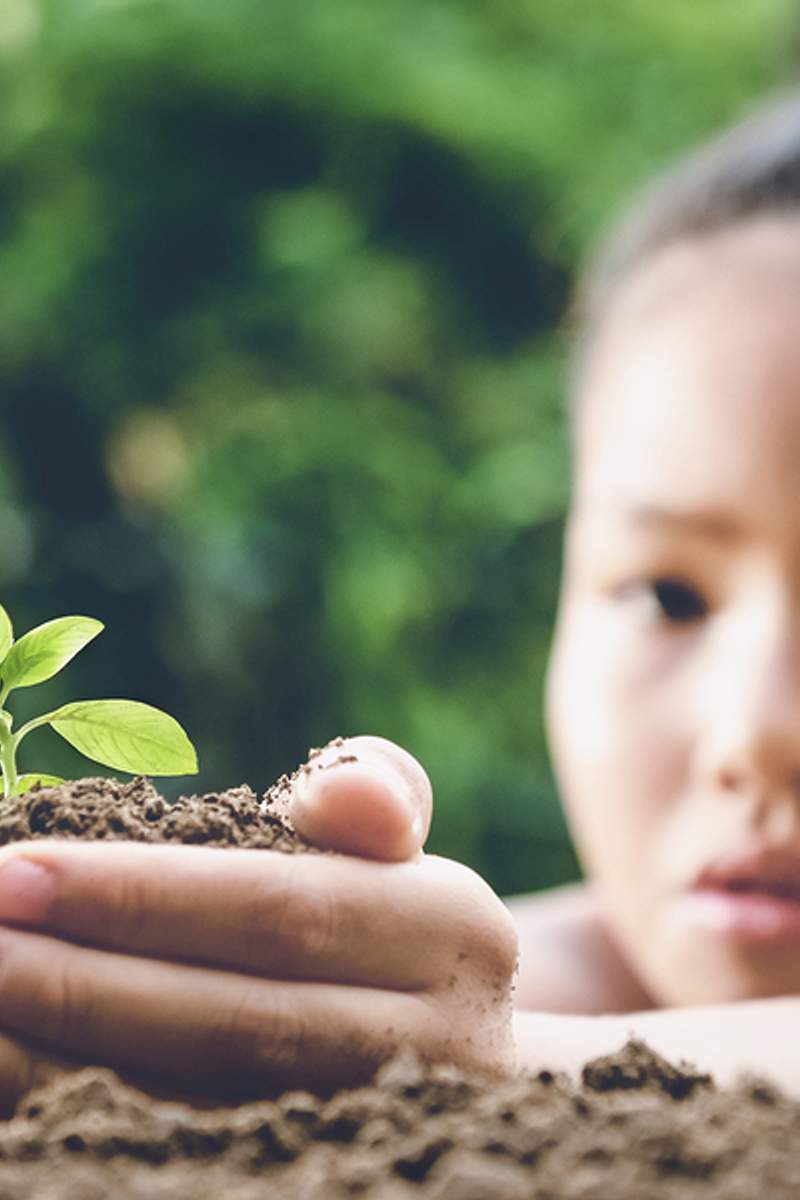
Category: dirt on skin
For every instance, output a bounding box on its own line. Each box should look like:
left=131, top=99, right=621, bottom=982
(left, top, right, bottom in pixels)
left=0, top=755, right=795, bottom=1198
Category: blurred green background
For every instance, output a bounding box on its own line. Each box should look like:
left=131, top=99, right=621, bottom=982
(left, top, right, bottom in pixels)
left=0, top=0, right=793, bottom=896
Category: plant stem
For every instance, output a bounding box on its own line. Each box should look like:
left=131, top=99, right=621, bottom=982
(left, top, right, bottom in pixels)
left=0, top=709, right=18, bottom=798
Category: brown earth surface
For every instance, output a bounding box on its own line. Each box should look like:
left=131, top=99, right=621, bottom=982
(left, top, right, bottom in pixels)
left=0, top=761, right=794, bottom=1198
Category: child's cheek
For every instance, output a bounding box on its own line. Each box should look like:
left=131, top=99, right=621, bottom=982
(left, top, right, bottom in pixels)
left=546, top=597, right=693, bottom=938
left=548, top=592, right=690, bottom=792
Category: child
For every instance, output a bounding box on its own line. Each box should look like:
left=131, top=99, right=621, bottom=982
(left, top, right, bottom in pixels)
left=0, top=88, right=800, bottom=1105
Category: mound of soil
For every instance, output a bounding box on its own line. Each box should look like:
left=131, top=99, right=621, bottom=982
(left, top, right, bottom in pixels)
left=0, top=758, right=795, bottom=1198
left=0, top=770, right=303, bottom=852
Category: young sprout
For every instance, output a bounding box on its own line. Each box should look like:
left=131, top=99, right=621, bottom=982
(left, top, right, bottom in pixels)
left=0, top=604, right=198, bottom=798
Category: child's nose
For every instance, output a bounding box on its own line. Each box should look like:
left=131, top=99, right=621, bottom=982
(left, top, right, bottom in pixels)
left=699, top=609, right=800, bottom=806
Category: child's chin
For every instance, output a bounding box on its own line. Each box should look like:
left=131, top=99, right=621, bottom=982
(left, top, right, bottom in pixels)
left=641, top=931, right=800, bottom=1007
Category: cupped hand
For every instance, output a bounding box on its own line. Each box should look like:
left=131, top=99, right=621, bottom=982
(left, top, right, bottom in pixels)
left=0, top=737, right=519, bottom=1104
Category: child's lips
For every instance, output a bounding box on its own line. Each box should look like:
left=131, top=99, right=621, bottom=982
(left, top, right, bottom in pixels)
left=671, top=846, right=800, bottom=944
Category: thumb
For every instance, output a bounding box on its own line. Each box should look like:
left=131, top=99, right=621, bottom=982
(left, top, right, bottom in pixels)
left=289, top=735, right=432, bottom=861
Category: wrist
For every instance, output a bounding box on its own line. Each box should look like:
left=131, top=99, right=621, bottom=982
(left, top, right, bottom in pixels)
left=512, top=1009, right=625, bottom=1080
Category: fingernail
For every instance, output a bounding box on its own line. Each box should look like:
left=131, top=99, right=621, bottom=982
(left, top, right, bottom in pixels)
left=297, top=755, right=414, bottom=816
left=0, top=859, right=54, bottom=925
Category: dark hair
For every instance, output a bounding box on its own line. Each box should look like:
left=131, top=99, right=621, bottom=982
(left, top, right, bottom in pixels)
left=571, top=88, right=800, bottom=398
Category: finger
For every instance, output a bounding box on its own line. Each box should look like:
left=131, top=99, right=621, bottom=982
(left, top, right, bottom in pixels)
left=290, top=735, right=433, bottom=860
left=0, top=841, right=473, bottom=989
left=0, top=927, right=444, bottom=1097
left=0, top=1034, right=35, bottom=1117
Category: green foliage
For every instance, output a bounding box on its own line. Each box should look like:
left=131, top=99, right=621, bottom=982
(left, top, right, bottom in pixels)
left=0, top=0, right=793, bottom=889
left=0, top=605, right=198, bottom=797
left=1, top=616, right=102, bottom=690
left=48, top=700, right=198, bottom=776
left=15, top=773, right=65, bottom=791
left=0, top=607, right=12, bottom=663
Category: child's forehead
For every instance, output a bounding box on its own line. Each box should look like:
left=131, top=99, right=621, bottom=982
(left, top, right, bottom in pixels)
left=587, top=213, right=800, bottom=363
left=573, top=221, right=800, bottom=531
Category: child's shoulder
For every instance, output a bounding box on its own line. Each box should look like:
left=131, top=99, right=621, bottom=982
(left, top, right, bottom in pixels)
left=504, top=882, right=655, bottom=1016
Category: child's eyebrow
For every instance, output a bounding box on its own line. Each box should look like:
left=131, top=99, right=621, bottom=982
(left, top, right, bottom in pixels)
left=622, top=504, right=744, bottom=543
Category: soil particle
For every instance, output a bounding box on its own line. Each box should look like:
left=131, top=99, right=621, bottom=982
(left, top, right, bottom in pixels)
left=581, top=1038, right=712, bottom=1101
left=0, top=763, right=797, bottom=1196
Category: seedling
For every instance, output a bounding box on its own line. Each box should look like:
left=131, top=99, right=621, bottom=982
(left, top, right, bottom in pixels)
left=0, top=604, right=198, bottom=798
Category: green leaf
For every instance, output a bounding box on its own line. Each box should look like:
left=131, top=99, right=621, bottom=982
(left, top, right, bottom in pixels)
left=1, top=616, right=104, bottom=690
left=0, top=606, right=12, bottom=665
left=15, top=773, right=65, bottom=793
left=47, top=700, right=198, bottom=776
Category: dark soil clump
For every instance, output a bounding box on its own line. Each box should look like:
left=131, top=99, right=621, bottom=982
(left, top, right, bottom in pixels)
left=0, top=764, right=796, bottom=1197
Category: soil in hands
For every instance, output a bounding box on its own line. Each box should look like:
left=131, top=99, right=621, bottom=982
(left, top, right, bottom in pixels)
left=0, top=759, right=796, bottom=1199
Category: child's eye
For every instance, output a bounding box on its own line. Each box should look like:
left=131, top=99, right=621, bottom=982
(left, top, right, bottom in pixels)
left=618, top=577, right=709, bottom=625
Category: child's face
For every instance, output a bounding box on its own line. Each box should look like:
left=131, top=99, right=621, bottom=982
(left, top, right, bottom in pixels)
left=546, top=218, right=800, bottom=1006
